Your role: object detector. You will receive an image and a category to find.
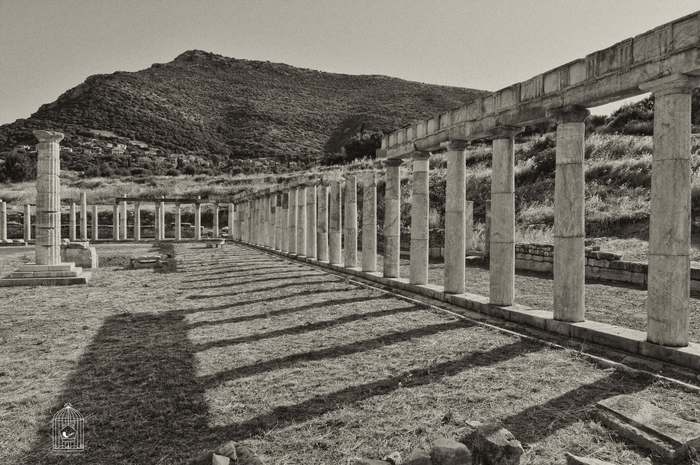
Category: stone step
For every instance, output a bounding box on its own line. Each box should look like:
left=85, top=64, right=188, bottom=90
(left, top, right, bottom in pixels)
left=0, top=274, right=90, bottom=287
left=8, top=270, right=83, bottom=279
left=16, top=263, right=77, bottom=273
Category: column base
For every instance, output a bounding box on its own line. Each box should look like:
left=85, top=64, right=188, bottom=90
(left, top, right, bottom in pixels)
left=0, top=262, right=90, bottom=286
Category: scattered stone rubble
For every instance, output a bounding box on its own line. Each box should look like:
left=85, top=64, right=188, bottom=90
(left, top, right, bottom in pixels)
left=189, top=441, right=265, bottom=465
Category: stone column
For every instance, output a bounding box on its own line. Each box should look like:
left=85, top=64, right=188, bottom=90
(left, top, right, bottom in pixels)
left=92, top=205, right=99, bottom=241
left=120, top=198, right=128, bottom=240
left=154, top=202, right=160, bottom=240
left=362, top=171, right=377, bottom=272
left=548, top=107, right=588, bottom=321
left=175, top=204, right=182, bottom=241
left=489, top=128, right=519, bottom=306
left=297, top=186, right=307, bottom=257
left=34, top=130, right=63, bottom=265
left=444, top=141, right=467, bottom=294
left=69, top=202, right=77, bottom=241
left=306, top=184, right=317, bottom=259
left=194, top=201, right=202, bottom=240
left=288, top=189, right=297, bottom=254
left=159, top=199, right=165, bottom=240
left=228, top=203, right=234, bottom=240
left=281, top=193, right=289, bottom=252
left=0, top=201, right=7, bottom=242
left=465, top=200, right=474, bottom=251
left=112, top=204, right=120, bottom=241
left=383, top=159, right=402, bottom=278
left=317, top=184, right=329, bottom=261
left=329, top=180, right=343, bottom=265
left=24, top=204, right=31, bottom=242
left=213, top=204, right=220, bottom=238
left=409, top=153, right=430, bottom=285
left=640, top=75, right=699, bottom=347
left=275, top=195, right=282, bottom=250
left=134, top=202, right=141, bottom=241
left=484, top=200, right=491, bottom=255
left=343, top=175, right=358, bottom=268
left=80, top=192, right=88, bottom=241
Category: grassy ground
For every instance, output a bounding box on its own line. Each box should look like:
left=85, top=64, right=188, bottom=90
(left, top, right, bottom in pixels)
left=1, top=243, right=699, bottom=465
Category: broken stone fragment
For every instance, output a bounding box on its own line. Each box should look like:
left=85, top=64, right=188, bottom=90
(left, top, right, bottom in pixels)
left=212, top=453, right=230, bottom=465
left=404, top=449, right=432, bottom=465
left=430, top=438, right=472, bottom=465
left=235, top=445, right=265, bottom=465
left=215, top=441, right=237, bottom=461
left=460, top=423, right=523, bottom=465
left=350, top=458, right=391, bottom=465
left=383, top=451, right=402, bottom=465
left=564, top=452, right=617, bottom=465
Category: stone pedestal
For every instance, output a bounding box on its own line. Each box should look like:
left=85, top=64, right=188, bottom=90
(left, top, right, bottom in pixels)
left=306, top=185, right=317, bottom=258
left=61, top=242, right=98, bottom=268
left=549, top=107, right=588, bottom=322
left=362, top=172, right=377, bottom=272
left=92, top=205, right=99, bottom=241
left=489, top=128, right=519, bottom=306
left=134, top=202, right=141, bottom=241
left=24, top=204, right=31, bottom=242
left=640, top=75, right=698, bottom=347
left=80, top=192, right=88, bottom=241
left=383, top=159, right=402, bottom=278
left=0, top=131, right=89, bottom=286
left=175, top=204, right=182, bottom=241
left=317, top=184, right=329, bottom=261
left=344, top=175, right=358, bottom=268
left=112, top=204, right=120, bottom=241
left=69, top=202, right=77, bottom=241
left=444, top=142, right=467, bottom=294
left=410, top=153, right=430, bottom=285
left=329, top=181, right=342, bottom=265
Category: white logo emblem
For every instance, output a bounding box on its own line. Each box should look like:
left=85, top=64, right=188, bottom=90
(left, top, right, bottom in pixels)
left=52, top=403, right=84, bottom=453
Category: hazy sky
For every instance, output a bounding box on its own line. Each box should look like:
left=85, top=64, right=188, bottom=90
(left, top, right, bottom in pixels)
left=0, top=0, right=698, bottom=125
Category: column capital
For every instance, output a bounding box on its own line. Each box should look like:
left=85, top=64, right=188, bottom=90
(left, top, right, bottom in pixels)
left=440, top=139, right=469, bottom=151
left=383, top=158, right=403, bottom=167
left=639, top=73, right=700, bottom=96
left=411, top=152, right=431, bottom=161
left=33, top=130, right=64, bottom=143
left=545, top=105, right=590, bottom=123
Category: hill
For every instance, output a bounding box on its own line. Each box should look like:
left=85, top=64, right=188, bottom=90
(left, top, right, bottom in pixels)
left=0, top=50, right=487, bottom=177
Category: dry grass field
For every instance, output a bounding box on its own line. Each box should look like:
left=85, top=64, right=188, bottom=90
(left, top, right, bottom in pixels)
left=1, top=243, right=699, bottom=465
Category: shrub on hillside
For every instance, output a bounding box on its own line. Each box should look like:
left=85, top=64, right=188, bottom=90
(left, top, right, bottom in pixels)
left=0, top=152, right=35, bottom=182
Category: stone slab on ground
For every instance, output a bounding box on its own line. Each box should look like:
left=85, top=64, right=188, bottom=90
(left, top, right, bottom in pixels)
left=564, top=452, right=617, bottom=465
left=0, top=274, right=90, bottom=286
left=596, top=394, right=700, bottom=462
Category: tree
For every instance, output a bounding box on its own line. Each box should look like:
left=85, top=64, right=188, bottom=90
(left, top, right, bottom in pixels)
left=0, top=152, right=35, bottom=182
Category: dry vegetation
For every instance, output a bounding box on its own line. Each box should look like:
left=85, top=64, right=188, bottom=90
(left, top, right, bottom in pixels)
left=1, top=243, right=699, bottom=465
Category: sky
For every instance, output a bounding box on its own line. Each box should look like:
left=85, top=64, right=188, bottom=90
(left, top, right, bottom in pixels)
left=0, top=0, right=698, bottom=125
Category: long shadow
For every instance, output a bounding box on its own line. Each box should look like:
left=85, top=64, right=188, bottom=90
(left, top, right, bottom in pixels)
left=183, top=278, right=342, bottom=293
left=182, top=271, right=325, bottom=286
left=180, top=287, right=359, bottom=315
left=501, top=370, right=654, bottom=445
left=16, top=311, right=210, bottom=464
left=186, top=294, right=394, bottom=329
left=182, top=265, right=305, bottom=280
left=210, top=339, right=543, bottom=441
left=178, top=262, right=286, bottom=273
left=194, top=305, right=423, bottom=351
left=199, top=320, right=474, bottom=388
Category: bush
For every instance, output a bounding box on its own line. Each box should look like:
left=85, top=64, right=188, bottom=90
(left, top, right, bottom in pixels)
left=0, top=152, right=35, bottom=182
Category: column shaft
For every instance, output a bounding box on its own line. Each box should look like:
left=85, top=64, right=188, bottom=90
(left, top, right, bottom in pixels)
left=288, top=190, right=297, bottom=254
left=490, top=135, right=516, bottom=306
left=113, top=204, right=120, bottom=241
left=34, top=131, right=63, bottom=265
left=306, top=185, right=317, bottom=259
left=194, top=203, right=202, bottom=240
left=134, top=202, right=142, bottom=241
left=80, top=192, right=88, bottom=240
left=24, top=204, right=31, bottom=242
left=328, top=181, right=342, bottom=265
left=444, top=144, right=467, bottom=294
left=213, top=204, right=220, bottom=238
left=362, top=172, right=377, bottom=272
left=159, top=201, right=166, bottom=240
left=0, top=202, right=7, bottom=242
left=92, top=205, right=99, bottom=241
left=409, top=153, right=430, bottom=284
left=343, top=175, right=358, bottom=268
left=121, top=200, right=128, bottom=240
left=69, top=202, right=77, bottom=241
left=175, top=204, right=182, bottom=241
left=317, top=185, right=329, bottom=261
left=297, top=187, right=307, bottom=256
left=465, top=201, right=474, bottom=251
left=383, top=160, right=401, bottom=278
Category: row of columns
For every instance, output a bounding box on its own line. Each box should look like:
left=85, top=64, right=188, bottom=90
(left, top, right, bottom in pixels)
left=235, top=74, right=697, bottom=348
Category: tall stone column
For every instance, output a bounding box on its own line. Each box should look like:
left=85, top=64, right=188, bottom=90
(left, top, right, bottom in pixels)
left=465, top=201, right=474, bottom=251
left=24, top=204, right=31, bottom=242
left=69, top=202, right=77, bottom=241
left=112, top=204, right=120, bottom=241
left=317, top=184, right=329, bottom=261
left=484, top=200, right=491, bottom=256
left=175, top=204, right=182, bottom=240
left=306, top=183, right=317, bottom=259
left=134, top=202, right=141, bottom=241
left=383, top=159, right=402, bottom=278
left=444, top=141, right=467, bottom=294
left=0, top=201, right=7, bottom=242
left=33, top=131, right=63, bottom=263
left=362, top=171, right=377, bottom=272
left=489, top=128, right=519, bottom=306
left=281, top=193, right=289, bottom=252
left=92, top=205, right=99, bottom=241
left=328, top=180, right=342, bottom=265
left=194, top=202, right=202, bottom=240
left=80, top=192, right=88, bottom=241
left=297, top=186, right=307, bottom=257
left=409, top=153, right=430, bottom=285
left=548, top=107, right=588, bottom=320
left=288, top=189, right=297, bottom=254
left=228, top=203, right=234, bottom=240
left=343, top=175, right=358, bottom=268
left=640, top=75, right=699, bottom=347
left=154, top=202, right=160, bottom=240
left=120, top=198, right=128, bottom=240
left=213, top=204, right=220, bottom=238
left=159, top=200, right=165, bottom=240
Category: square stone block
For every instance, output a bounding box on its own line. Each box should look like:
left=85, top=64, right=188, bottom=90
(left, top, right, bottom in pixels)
left=569, top=321, right=646, bottom=354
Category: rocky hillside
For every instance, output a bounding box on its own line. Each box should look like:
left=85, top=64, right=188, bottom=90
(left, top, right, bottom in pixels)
left=0, top=50, right=487, bottom=176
